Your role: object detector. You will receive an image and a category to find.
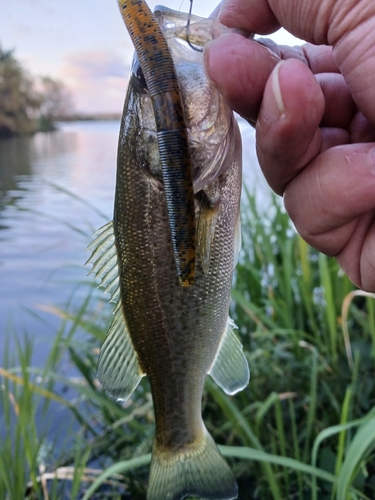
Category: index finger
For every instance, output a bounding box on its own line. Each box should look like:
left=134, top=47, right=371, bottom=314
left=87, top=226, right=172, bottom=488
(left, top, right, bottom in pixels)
left=204, top=34, right=337, bottom=126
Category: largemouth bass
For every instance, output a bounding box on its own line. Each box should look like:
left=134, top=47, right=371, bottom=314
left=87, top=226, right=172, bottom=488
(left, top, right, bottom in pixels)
left=87, top=2, right=249, bottom=499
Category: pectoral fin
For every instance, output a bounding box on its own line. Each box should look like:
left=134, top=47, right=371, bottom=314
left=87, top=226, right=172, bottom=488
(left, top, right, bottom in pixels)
left=87, top=221, right=144, bottom=402
left=197, top=202, right=219, bottom=274
left=209, top=318, right=249, bottom=395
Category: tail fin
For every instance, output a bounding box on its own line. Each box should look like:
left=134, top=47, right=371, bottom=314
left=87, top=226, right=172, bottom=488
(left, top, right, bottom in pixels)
left=147, top=429, right=237, bottom=500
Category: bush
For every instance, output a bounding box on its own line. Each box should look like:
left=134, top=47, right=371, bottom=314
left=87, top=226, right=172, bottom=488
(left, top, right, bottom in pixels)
left=0, top=44, right=73, bottom=137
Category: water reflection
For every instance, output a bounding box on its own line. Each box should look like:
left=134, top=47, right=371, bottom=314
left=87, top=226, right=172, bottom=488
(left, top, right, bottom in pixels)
left=0, top=132, right=79, bottom=198
left=0, top=135, right=32, bottom=216
left=0, top=121, right=119, bottom=363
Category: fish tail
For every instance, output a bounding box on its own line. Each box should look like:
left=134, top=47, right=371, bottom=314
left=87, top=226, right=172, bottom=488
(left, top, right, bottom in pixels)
left=147, top=429, right=237, bottom=500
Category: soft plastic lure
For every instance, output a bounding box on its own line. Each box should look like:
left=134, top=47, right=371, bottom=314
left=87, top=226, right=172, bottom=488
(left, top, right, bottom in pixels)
left=118, top=0, right=196, bottom=286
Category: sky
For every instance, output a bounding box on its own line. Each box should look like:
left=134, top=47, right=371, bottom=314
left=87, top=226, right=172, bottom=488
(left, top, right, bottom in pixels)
left=0, top=0, right=303, bottom=114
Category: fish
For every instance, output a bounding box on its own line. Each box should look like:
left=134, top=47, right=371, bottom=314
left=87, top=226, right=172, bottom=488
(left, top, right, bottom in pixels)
left=87, top=2, right=250, bottom=499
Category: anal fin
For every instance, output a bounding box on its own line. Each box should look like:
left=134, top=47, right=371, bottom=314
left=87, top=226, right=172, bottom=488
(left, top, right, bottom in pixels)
left=209, top=318, right=249, bottom=395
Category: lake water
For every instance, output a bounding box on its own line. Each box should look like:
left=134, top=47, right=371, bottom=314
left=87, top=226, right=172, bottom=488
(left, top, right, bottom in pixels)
left=0, top=122, right=119, bottom=364
left=0, top=119, right=266, bottom=366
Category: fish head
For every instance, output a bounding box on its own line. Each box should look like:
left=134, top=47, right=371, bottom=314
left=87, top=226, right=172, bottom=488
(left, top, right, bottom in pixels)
left=126, top=8, right=241, bottom=193
left=175, top=57, right=238, bottom=193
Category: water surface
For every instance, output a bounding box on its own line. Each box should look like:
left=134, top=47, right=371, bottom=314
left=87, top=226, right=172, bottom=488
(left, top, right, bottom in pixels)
left=0, top=121, right=119, bottom=364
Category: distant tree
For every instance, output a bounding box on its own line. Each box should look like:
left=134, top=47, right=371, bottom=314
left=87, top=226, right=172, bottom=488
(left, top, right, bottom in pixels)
left=37, top=76, right=74, bottom=131
left=0, top=45, right=41, bottom=137
left=0, top=44, right=74, bottom=137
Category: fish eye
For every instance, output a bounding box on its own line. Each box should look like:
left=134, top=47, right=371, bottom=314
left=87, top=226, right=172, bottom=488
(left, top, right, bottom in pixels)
left=131, top=56, right=148, bottom=94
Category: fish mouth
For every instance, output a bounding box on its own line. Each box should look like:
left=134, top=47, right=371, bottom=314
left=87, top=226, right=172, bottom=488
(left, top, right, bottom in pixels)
left=118, top=0, right=196, bottom=287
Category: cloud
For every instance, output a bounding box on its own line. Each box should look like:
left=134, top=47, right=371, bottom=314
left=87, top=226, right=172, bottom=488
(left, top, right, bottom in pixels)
left=63, top=50, right=128, bottom=79
left=59, top=50, right=132, bottom=113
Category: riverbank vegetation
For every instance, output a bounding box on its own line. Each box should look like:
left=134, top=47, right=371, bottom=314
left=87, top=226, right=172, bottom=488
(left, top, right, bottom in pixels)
left=0, top=44, right=73, bottom=137
left=1, top=188, right=375, bottom=499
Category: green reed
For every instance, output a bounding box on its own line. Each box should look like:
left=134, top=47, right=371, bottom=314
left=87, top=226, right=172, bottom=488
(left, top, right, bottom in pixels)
left=1, top=187, right=375, bottom=499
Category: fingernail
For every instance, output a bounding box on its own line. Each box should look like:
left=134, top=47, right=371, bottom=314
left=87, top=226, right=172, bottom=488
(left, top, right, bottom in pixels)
left=262, top=60, right=286, bottom=123
left=272, top=61, right=285, bottom=114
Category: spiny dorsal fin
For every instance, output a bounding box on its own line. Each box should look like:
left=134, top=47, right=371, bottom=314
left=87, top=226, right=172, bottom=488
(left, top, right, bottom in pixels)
left=86, top=221, right=121, bottom=304
left=197, top=203, right=219, bottom=274
left=86, top=221, right=144, bottom=402
left=209, top=318, right=249, bottom=395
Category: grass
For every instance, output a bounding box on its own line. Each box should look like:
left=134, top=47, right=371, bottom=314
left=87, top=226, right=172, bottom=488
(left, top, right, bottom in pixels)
left=1, top=187, right=375, bottom=499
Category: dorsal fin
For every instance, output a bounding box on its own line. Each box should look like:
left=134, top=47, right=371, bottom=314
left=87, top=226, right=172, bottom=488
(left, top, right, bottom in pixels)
left=86, top=221, right=144, bottom=402
left=87, top=221, right=120, bottom=303
left=208, top=318, right=249, bottom=395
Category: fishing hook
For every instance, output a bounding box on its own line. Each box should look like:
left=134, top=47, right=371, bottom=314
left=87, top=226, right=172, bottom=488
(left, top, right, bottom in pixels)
left=186, top=0, right=203, bottom=53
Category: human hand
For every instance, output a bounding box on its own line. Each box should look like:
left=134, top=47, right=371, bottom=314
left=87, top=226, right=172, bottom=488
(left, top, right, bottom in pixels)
left=204, top=0, right=375, bottom=291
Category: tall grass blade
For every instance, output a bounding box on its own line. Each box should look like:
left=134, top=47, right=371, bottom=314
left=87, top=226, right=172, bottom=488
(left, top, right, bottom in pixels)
left=336, top=417, right=375, bottom=499
left=341, top=290, right=375, bottom=370
left=319, top=254, right=338, bottom=360
left=82, top=454, right=151, bottom=500
left=302, top=346, right=318, bottom=464
left=207, top=379, right=282, bottom=499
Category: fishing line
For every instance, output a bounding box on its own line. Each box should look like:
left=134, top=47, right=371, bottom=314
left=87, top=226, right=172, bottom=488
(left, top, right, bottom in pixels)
left=186, top=0, right=203, bottom=53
